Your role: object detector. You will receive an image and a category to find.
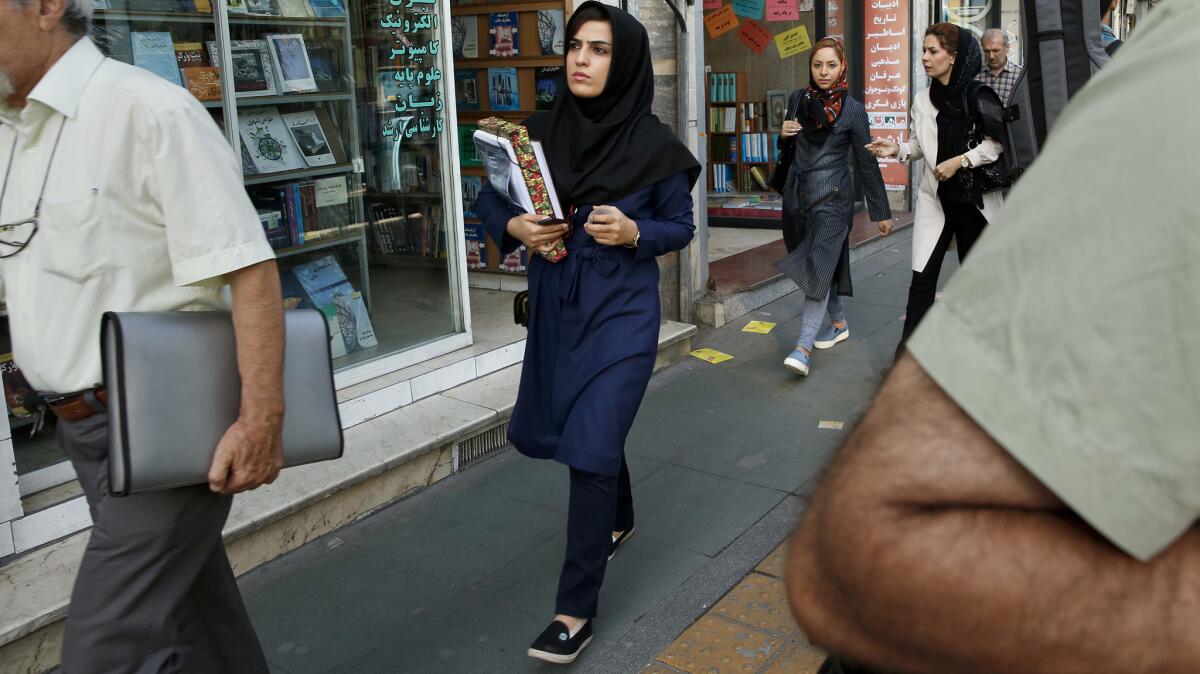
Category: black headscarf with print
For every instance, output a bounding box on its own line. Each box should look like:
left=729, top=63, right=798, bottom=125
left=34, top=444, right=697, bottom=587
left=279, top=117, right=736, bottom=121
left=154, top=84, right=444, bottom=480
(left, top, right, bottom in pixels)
left=525, top=1, right=699, bottom=208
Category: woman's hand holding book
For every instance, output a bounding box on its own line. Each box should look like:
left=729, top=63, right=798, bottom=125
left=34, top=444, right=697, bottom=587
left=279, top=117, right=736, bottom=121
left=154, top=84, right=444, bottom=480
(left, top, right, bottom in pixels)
left=507, top=213, right=569, bottom=254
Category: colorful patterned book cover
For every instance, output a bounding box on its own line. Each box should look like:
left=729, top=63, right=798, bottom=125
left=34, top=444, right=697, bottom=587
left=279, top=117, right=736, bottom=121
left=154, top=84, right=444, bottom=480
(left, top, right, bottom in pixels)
left=478, top=117, right=567, bottom=263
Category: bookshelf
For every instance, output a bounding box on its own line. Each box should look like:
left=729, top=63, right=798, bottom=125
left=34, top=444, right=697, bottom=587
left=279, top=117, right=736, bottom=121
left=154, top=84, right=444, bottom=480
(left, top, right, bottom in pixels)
left=88, top=2, right=383, bottom=362
left=706, top=71, right=780, bottom=194
left=451, top=0, right=568, bottom=276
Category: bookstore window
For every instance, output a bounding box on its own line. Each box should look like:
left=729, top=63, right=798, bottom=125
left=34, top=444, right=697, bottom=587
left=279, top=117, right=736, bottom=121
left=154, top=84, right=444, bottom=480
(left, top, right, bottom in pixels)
left=3, top=0, right=472, bottom=489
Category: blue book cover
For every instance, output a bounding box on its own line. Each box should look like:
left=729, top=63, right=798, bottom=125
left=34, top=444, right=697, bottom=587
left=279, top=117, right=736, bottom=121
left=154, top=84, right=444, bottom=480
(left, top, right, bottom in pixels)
left=455, top=69, right=480, bottom=111
left=306, top=0, right=345, bottom=17
left=488, top=12, right=519, bottom=57
left=488, top=67, right=519, bottom=111
left=131, top=32, right=183, bottom=87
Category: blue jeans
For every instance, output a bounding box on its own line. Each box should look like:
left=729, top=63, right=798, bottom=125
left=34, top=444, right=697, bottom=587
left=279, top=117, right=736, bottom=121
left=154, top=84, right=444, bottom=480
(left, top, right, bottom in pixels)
left=796, top=287, right=846, bottom=351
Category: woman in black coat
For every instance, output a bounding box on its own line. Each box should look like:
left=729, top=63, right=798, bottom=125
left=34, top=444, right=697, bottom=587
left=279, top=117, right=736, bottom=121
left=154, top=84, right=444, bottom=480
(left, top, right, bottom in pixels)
left=777, top=37, right=893, bottom=376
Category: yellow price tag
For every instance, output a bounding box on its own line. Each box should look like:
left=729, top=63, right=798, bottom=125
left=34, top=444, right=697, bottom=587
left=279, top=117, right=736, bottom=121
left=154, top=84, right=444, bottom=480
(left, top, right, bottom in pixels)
left=689, top=348, right=735, bottom=364
left=742, top=320, right=776, bottom=334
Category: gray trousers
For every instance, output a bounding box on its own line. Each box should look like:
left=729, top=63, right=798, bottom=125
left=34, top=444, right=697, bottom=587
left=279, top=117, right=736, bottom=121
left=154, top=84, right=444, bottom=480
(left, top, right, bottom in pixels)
left=58, top=412, right=269, bottom=674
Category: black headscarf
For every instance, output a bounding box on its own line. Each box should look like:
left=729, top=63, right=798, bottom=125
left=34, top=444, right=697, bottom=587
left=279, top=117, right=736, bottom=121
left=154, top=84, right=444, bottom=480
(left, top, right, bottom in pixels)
left=928, top=28, right=983, bottom=202
left=525, top=1, right=700, bottom=208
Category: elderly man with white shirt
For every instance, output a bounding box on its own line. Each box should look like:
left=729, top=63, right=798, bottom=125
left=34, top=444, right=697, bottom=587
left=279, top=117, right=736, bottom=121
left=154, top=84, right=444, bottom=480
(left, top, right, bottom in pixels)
left=0, top=0, right=284, bottom=670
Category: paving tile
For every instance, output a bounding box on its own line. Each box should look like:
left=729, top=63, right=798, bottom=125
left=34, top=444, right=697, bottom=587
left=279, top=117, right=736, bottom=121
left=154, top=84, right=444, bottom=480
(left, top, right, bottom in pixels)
left=643, top=664, right=686, bottom=674
left=655, top=615, right=783, bottom=674
left=244, top=541, right=455, bottom=673
left=348, top=486, right=562, bottom=589
left=763, top=635, right=827, bottom=674
left=481, top=450, right=666, bottom=515
left=632, top=464, right=787, bottom=557
left=497, top=533, right=712, bottom=640
left=711, top=573, right=798, bottom=639
left=755, top=543, right=788, bottom=579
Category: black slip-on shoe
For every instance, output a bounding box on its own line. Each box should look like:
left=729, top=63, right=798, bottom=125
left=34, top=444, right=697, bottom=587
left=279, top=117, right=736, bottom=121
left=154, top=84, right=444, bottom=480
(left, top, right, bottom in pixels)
left=608, top=528, right=634, bottom=562
left=527, top=620, right=593, bottom=664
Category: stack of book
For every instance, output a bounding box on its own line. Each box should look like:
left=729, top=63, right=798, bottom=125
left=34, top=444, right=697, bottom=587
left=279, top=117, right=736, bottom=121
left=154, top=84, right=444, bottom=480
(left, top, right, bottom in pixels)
left=250, top=175, right=355, bottom=250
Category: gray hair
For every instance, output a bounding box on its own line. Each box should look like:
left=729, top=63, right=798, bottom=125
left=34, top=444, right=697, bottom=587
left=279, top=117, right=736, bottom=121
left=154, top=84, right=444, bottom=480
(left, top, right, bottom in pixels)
left=981, top=28, right=1009, bottom=47
left=9, top=0, right=92, bottom=36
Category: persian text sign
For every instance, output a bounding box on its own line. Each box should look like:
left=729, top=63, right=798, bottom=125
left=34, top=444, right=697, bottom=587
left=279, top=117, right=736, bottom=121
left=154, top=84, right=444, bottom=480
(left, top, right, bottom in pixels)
left=765, top=0, right=798, bottom=21
left=705, top=4, right=740, bottom=38
left=737, top=19, right=772, bottom=54
left=773, top=24, right=811, bottom=59
left=863, top=0, right=910, bottom=190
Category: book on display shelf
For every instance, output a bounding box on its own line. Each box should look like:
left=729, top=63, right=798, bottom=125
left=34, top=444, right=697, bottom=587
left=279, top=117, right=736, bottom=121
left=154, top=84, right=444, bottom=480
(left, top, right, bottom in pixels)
left=461, top=175, right=482, bottom=218
left=464, top=223, right=488, bottom=270
left=454, top=69, right=480, bottom=111
left=488, top=67, right=519, bottom=111
left=245, top=0, right=281, bottom=16
left=277, top=0, right=313, bottom=16
left=282, top=111, right=337, bottom=167
left=131, top=32, right=183, bottom=87
left=313, top=176, right=353, bottom=234
left=534, top=66, right=563, bottom=111
left=92, top=24, right=134, bottom=64
left=458, top=124, right=482, bottom=167
left=452, top=15, right=479, bottom=59
left=488, top=12, right=519, bottom=57
left=174, top=42, right=206, bottom=70
left=267, top=34, right=318, bottom=94
left=306, top=0, right=346, bottom=18
left=182, top=67, right=222, bottom=101
left=209, top=40, right=279, bottom=98
left=536, top=9, right=565, bottom=56
left=238, top=106, right=308, bottom=174
left=306, top=42, right=344, bottom=93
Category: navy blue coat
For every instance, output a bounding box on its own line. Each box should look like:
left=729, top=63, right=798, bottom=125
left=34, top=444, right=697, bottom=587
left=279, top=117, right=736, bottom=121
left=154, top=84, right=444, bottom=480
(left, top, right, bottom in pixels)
left=474, top=171, right=695, bottom=476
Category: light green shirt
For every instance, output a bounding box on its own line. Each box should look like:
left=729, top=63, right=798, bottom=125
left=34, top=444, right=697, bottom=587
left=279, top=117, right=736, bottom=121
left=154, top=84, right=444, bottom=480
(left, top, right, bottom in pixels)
left=908, top=1, right=1200, bottom=562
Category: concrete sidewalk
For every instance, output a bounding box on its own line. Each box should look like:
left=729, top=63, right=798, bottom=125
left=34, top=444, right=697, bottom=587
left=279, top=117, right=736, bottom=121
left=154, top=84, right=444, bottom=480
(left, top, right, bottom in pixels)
left=240, top=232, right=950, bottom=673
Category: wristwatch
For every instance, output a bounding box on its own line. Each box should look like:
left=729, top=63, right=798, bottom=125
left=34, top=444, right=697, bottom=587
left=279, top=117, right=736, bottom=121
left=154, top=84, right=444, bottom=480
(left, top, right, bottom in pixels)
left=624, top=227, right=640, bottom=249
left=959, top=155, right=971, bottom=169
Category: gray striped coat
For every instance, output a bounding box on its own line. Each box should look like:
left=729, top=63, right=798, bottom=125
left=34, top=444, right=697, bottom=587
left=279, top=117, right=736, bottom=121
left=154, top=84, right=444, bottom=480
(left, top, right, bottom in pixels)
left=777, top=95, right=891, bottom=300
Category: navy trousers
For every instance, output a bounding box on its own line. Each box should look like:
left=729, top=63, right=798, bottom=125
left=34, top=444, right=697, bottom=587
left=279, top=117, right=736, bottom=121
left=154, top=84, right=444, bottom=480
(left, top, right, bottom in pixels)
left=555, top=455, right=634, bottom=618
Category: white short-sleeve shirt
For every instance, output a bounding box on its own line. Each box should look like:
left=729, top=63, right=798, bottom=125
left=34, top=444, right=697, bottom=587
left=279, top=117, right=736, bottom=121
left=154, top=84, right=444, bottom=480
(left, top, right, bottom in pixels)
left=0, top=38, right=275, bottom=393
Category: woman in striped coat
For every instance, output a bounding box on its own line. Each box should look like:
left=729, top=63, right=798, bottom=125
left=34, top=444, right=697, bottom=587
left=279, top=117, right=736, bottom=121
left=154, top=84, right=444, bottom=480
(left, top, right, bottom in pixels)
left=778, top=37, right=893, bottom=376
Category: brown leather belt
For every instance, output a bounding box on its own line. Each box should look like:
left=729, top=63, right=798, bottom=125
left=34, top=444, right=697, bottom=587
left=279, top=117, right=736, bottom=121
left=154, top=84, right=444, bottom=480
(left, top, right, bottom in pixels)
left=46, top=389, right=108, bottom=423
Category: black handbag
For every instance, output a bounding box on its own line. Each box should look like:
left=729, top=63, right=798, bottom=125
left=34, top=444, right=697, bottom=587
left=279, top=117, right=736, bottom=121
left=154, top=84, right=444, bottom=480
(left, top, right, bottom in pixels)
left=959, top=86, right=1010, bottom=206
left=513, top=290, right=530, bottom=327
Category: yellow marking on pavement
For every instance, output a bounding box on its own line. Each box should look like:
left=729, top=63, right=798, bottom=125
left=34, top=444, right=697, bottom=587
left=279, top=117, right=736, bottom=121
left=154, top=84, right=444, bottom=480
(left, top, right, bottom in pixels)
left=742, top=321, right=777, bottom=334
left=690, top=348, right=735, bottom=364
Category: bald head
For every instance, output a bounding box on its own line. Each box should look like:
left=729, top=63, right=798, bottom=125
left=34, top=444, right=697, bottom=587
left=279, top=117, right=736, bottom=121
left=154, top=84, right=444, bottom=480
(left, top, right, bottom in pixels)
left=981, top=29, right=1009, bottom=73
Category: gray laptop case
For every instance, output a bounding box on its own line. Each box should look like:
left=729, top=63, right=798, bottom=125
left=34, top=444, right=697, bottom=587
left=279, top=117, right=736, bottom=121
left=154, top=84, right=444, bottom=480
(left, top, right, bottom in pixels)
left=101, top=309, right=344, bottom=496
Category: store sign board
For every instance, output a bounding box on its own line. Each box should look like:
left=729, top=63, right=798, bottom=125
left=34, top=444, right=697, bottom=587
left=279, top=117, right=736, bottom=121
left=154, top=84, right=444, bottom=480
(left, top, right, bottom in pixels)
left=737, top=18, right=772, bottom=54
left=773, top=24, right=811, bottom=59
left=705, top=4, right=740, bottom=38
left=732, top=0, right=765, bottom=19
left=765, top=0, right=798, bottom=22
left=862, top=0, right=910, bottom=190
left=380, top=2, right=445, bottom=141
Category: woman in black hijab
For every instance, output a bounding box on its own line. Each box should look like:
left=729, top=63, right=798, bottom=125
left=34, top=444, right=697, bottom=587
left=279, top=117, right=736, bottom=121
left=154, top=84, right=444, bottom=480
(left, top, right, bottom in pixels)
left=867, top=23, right=1007, bottom=352
left=472, top=1, right=700, bottom=664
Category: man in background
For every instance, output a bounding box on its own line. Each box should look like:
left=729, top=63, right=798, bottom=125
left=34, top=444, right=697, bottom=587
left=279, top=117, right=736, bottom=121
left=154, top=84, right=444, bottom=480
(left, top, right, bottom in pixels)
left=977, top=28, right=1022, bottom=105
